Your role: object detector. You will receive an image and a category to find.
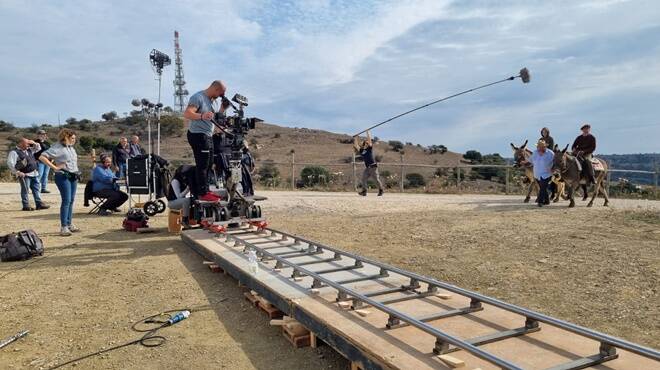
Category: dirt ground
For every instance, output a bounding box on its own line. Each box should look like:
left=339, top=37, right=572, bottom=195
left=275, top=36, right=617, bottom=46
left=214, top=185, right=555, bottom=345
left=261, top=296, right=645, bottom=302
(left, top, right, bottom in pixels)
left=0, top=183, right=658, bottom=369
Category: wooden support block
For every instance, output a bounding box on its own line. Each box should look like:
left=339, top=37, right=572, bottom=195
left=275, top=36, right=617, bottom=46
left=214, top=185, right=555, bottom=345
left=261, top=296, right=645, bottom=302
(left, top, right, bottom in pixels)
left=338, top=301, right=351, bottom=309
left=208, top=264, right=223, bottom=273
left=273, top=268, right=282, bottom=272
left=354, top=309, right=370, bottom=317
left=437, top=354, right=465, bottom=368
left=257, top=296, right=273, bottom=308
left=282, top=324, right=311, bottom=348
left=436, top=293, right=452, bottom=300
left=269, top=319, right=286, bottom=326
left=244, top=291, right=260, bottom=306
left=293, top=277, right=304, bottom=282
left=202, top=261, right=215, bottom=265
left=282, top=316, right=296, bottom=323
left=310, top=332, right=318, bottom=348
left=250, top=290, right=259, bottom=296
left=350, top=362, right=363, bottom=370
left=136, top=227, right=155, bottom=233
left=309, top=288, right=320, bottom=295
left=285, top=322, right=309, bottom=336
left=258, top=301, right=284, bottom=319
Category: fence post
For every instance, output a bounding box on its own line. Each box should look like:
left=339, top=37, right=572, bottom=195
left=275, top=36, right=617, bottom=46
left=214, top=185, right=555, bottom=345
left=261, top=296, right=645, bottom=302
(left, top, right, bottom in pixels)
left=505, top=167, right=510, bottom=195
left=456, top=167, right=461, bottom=193
left=606, top=171, right=611, bottom=195
left=291, top=152, right=295, bottom=190
left=654, top=167, right=658, bottom=198
left=352, top=152, right=357, bottom=191
left=400, top=153, right=405, bottom=192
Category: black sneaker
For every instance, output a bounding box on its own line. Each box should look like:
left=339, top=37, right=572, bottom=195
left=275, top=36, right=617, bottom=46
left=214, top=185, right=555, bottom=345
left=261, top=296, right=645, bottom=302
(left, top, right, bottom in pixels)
left=98, top=209, right=112, bottom=216
left=358, top=190, right=367, bottom=196
left=22, top=207, right=35, bottom=211
left=378, top=189, right=384, bottom=196
left=112, top=208, right=122, bottom=213
left=41, top=189, right=51, bottom=193
left=36, top=202, right=50, bottom=210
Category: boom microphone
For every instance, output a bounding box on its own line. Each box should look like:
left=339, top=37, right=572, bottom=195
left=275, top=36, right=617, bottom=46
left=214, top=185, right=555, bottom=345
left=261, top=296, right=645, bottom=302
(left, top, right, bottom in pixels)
left=352, top=67, right=532, bottom=137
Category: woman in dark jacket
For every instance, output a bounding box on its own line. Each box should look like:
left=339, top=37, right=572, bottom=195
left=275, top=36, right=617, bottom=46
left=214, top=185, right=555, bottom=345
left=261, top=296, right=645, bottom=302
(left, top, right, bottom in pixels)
left=539, top=127, right=554, bottom=150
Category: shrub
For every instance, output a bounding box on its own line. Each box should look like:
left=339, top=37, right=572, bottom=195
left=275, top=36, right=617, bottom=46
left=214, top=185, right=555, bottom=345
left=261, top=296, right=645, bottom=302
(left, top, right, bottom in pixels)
left=160, top=115, right=184, bottom=136
left=464, top=150, right=482, bottom=163
left=300, top=166, right=331, bottom=187
left=405, top=142, right=413, bottom=146
left=258, top=161, right=280, bottom=187
left=388, top=140, right=404, bottom=152
left=472, top=153, right=506, bottom=182
left=405, top=173, right=426, bottom=188
left=338, top=137, right=353, bottom=144
left=434, top=168, right=449, bottom=177
left=273, top=133, right=281, bottom=139
left=428, top=145, right=447, bottom=154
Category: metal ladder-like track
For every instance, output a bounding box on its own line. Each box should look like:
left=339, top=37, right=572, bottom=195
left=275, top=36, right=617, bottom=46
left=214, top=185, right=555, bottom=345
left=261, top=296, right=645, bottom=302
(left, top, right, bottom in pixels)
left=212, top=225, right=660, bottom=370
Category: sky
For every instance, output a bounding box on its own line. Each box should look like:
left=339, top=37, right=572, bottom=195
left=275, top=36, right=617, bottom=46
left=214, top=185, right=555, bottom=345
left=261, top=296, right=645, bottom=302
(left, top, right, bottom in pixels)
left=1, top=0, right=659, bottom=154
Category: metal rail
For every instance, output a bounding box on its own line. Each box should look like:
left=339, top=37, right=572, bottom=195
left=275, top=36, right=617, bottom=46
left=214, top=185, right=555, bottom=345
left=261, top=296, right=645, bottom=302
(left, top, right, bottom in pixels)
left=212, top=225, right=660, bottom=369
left=263, top=227, right=660, bottom=362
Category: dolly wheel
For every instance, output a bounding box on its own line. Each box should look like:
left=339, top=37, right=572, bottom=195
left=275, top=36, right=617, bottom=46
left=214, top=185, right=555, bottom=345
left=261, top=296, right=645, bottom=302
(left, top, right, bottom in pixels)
left=155, top=199, right=166, bottom=213
left=143, top=201, right=158, bottom=216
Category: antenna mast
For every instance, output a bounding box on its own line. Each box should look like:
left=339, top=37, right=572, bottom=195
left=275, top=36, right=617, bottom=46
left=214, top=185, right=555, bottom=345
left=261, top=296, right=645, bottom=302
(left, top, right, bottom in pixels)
left=173, top=30, right=189, bottom=113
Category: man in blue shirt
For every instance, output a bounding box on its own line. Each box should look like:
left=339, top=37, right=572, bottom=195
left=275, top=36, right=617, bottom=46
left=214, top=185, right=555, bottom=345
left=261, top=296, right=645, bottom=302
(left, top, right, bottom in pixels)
left=528, top=139, right=554, bottom=207
left=183, top=80, right=230, bottom=202
left=92, top=154, right=128, bottom=215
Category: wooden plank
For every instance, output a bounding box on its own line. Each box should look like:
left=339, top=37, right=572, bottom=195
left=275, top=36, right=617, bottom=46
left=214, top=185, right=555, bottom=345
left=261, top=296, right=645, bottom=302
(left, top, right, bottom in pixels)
left=437, top=354, right=465, bottom=368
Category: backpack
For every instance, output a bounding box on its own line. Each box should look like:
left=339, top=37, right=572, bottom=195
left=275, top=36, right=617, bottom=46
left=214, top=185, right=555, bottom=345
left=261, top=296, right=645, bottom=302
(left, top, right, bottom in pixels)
left=0, top=230, right=44, bottom=262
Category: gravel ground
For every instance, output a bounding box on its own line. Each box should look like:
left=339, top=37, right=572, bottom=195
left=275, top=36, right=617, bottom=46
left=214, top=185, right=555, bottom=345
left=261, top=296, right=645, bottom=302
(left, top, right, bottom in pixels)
left=0, top=184, right=658, bottom=370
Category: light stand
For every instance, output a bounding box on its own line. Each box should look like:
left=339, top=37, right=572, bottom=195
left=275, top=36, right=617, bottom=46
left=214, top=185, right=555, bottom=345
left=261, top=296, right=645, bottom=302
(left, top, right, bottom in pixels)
left=149, top=49, right=171, bottom=155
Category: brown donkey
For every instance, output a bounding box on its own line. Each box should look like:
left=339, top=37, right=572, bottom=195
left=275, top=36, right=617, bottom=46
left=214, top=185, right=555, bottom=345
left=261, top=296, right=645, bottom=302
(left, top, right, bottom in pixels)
left=552, top=144, right=610, bottom=207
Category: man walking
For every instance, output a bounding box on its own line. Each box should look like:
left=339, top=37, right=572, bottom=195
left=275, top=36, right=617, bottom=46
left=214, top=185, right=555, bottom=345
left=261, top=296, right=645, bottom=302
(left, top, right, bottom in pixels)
left=7, top=138, right=50, bottom=211
left=183, top=80, right=230, bottom=202
left=529, top=139, right=554, bottom=207
left=571, top=124, right=596, bottom=184
left=34, top=129, right=51, bottom=193
left=353, top=130, right=384, bottom=196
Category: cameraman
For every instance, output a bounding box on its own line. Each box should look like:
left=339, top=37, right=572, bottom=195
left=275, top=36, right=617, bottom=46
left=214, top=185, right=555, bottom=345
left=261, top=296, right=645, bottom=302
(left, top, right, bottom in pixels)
left=184, top=80, right=230, bottom=202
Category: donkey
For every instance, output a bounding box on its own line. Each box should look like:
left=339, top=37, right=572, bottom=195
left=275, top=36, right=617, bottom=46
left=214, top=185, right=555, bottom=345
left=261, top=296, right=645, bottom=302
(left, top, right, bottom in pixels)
left=511, top=140, right=564, bottom=203
left=552, top=144, right=609, bottom=207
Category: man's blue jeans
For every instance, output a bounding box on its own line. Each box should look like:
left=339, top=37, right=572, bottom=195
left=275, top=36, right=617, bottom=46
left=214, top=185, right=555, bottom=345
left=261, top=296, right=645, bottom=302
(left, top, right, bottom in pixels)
left=37, top=162, right=50, bottom=191
left=18, top=176, right=42, bottom=208
left=54, top=173, right=77, bottom=227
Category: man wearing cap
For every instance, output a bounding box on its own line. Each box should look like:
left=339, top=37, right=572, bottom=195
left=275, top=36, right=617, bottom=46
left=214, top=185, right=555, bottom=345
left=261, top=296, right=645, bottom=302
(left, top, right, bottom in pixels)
left=527, top=139, right=554, bottom=207
left=7, top=137, right=50, bottom=211
left=34, top=129, right=51, bottom=193
left=571, top=124, right=596, bottom=184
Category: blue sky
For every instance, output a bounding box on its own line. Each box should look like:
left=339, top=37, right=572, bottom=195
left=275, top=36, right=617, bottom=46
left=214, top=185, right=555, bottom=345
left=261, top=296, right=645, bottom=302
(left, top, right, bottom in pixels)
left=1, top=0, right=659, bottom=154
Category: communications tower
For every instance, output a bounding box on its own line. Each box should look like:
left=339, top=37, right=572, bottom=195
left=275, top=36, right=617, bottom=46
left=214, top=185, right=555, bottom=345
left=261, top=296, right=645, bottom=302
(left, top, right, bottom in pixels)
left=173, top=30, right=189, bottom=112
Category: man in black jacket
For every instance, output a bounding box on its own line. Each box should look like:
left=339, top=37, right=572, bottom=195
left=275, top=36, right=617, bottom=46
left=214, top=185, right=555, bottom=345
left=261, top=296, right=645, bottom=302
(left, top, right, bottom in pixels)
left=112, top=137, right=131, bottom=178
left=571, top=124, right=597, bottom=184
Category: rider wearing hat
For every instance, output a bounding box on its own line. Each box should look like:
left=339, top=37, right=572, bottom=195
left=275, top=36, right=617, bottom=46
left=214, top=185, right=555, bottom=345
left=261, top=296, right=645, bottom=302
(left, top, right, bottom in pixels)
left=571, top=124, right=596, bottom=184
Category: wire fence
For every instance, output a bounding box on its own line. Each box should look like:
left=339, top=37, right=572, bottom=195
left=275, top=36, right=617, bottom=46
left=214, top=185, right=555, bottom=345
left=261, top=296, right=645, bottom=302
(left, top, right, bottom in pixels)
left=243, top=156, right=659, bottom=200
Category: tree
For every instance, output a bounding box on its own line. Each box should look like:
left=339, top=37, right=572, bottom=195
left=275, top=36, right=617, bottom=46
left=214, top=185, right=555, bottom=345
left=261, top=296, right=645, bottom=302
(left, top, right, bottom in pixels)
left=300, top=166, right=331, bottom=187
left=65, top=117, right=78, bottom=126
left=388, top=140, right=404, bottom=152
left=163, top=106, right=174, bottom=113
left=0, top=120, right=15, bottom=132
left=405, top=173, right=426, bottom=188
left=101, top=111, right=118, bottom=121
left=464, top=150, right=482, bottom=163
left=472, top=153, right=507, bottom=182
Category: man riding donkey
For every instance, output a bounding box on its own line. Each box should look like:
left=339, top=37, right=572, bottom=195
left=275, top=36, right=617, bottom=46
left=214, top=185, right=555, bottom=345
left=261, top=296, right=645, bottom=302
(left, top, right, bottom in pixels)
left=510, top=136, right=564, bottom=204
left=552, top=124, right=610, bottom=207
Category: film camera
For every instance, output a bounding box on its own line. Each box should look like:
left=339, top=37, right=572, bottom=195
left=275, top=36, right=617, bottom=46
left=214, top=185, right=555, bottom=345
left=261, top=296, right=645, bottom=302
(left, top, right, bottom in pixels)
left=213, top=94, right=261, bottom=160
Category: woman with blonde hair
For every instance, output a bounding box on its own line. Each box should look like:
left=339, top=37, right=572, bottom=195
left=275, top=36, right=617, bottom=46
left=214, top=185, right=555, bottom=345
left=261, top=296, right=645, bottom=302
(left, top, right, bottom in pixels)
left=39, top=128, right=80, bottom=236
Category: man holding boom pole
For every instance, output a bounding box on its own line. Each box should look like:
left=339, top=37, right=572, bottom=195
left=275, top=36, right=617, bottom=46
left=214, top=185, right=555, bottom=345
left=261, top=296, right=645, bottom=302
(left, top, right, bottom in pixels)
left=354, top=130, right=384, bottom=196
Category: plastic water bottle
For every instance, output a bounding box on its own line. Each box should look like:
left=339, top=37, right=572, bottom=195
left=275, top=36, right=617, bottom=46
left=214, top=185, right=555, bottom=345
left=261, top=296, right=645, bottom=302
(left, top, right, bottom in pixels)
left=167, top=310, right=190, bottom=326
left=248, top=249, right=259, bottom=275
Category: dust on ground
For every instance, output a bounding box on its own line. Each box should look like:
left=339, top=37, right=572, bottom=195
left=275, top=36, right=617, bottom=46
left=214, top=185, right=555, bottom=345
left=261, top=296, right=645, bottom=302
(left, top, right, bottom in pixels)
left=0, top=185, right=658, bottom=370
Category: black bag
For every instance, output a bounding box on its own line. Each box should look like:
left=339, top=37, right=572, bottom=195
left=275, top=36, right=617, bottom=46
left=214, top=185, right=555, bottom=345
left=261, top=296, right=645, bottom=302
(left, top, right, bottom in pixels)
left=0, top=230, right=44, bottom=262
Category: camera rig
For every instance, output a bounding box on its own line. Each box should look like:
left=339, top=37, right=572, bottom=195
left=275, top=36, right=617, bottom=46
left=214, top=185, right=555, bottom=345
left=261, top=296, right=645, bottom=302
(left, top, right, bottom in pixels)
left=195, top=93, right=265, bottom=227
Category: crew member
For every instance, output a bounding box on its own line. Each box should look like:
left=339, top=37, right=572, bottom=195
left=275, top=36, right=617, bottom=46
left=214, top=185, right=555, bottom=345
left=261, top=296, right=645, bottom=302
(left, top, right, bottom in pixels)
left=241, top=143, right=256, bottom=196
left=6, top=138, right=49, bottom=211
left=91, top=154, right=128, bottom=215
left=529, top=139, right=554, bottom=207
left=183, top=80, right=230, bottom=202
left=34, top=129, right=51, bottom=193
left=539, top=127, right=556, bottom=196
left=571, top=124, right=596, bottom=184
left=167, top=164, right=196, bottom=227
left=353, top=130, right=384, bottom=196
left=129, top=135, right=145, bottom=158
left=112, top=137, right=130, bottom=178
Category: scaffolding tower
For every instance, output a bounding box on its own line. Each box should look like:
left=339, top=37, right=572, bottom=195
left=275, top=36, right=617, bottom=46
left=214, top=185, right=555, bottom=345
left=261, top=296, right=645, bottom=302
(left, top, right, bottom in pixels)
left=173, top=30, right=189, bottom=112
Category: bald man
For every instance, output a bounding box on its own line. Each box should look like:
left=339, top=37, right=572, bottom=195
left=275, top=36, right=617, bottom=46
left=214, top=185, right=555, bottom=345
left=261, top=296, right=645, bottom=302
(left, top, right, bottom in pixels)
left=183, top=80, right=230, bottom=201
